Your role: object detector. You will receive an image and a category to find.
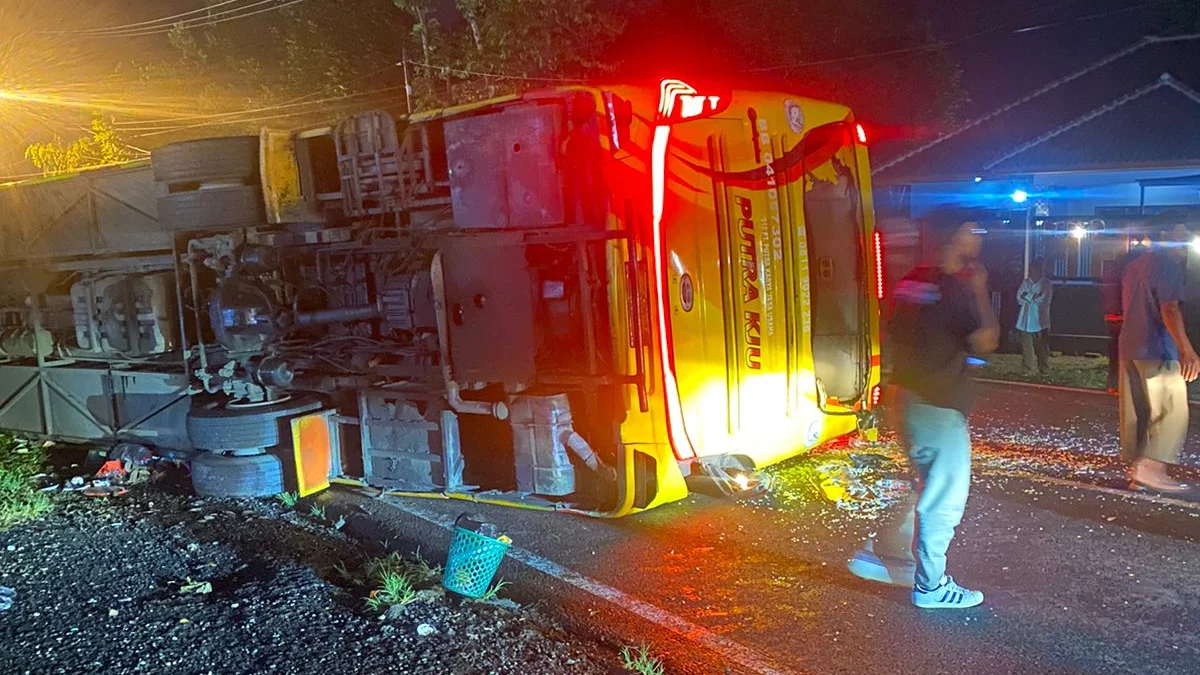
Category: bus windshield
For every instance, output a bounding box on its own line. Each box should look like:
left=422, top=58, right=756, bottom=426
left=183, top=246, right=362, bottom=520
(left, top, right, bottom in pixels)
left=802, top=122, right=868, bottom=402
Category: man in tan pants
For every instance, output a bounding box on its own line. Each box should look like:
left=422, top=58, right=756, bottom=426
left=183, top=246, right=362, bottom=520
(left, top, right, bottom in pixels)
left=1118, top=219, right=1199, bottom=492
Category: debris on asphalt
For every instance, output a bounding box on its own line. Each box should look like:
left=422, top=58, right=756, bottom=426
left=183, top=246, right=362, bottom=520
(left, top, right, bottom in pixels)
left=753, top=448, right=911, bottom=520
left=0, top=586, right=15, bottom=611
left=0, top=479, right=620, bottom=674
left=178, top=578, right=213, bottom=595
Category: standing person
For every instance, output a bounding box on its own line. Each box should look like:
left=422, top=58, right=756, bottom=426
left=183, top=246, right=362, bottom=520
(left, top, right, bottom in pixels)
left=1102, top=245, right=1145, bottom=393
left=1015, top=258, right=1053, bottom=374
left=1119, top=217, right=1199, bottom=492
left=848, top=210, right=1000, bottom=609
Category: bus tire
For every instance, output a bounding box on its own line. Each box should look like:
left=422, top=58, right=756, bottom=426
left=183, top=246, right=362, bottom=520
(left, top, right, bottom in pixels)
left=191, top=451, right=284, bottom=498
left=158, top=186, right=265, bottom=232
left=187, top=395, right=325, bottom=452
left=152, top=137, right=260, bottom=185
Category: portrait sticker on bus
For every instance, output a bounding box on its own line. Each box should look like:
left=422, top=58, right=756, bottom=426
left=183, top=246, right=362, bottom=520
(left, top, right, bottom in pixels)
left=784, top=99, right=805, bottom=133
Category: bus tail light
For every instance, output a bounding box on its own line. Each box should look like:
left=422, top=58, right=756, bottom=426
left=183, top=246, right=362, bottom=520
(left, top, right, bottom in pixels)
left=873, top=230, right=884, bottom=300
left=656, top=79, right=731, bottom=124
left=870, top=384, right=882, bottom=408
left=855, top=123, right=868, bottom=144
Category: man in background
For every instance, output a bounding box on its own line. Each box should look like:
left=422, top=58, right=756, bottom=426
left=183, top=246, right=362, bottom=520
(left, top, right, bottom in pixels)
left=848, top=209, right=999, bottom=609
left=1015, top=257, right=1053, bottom=374
left=1119, top=215, right=1197, bottom=492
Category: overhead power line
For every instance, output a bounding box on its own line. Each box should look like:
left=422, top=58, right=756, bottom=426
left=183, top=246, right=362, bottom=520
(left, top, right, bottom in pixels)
left=1012, top=0, right=1165, bottom=33
left=45, top=0, right=313, bottom=39
left=41, top=0, right=249, bottom=35
left=125, top=94, right=408, bottom=138
left=404, top=60, right=584, bottom=83
left=115, top=84, right=407, bottom=128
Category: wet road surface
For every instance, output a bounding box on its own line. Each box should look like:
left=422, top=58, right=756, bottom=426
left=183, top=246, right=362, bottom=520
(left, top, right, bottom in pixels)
left=348, top=382, right=1200, bottom=675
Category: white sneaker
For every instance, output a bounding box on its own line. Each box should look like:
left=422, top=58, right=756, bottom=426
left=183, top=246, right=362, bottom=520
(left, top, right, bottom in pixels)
left=912, top=575, right=984, bottom=609
left=847, top=549, right=915, bottom=587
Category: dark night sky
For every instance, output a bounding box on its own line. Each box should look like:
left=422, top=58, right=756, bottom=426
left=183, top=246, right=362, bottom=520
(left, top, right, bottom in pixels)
left=917, top=0, right=1166, bottom=116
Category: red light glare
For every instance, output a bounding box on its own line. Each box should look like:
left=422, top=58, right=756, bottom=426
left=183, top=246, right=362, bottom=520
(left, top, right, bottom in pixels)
left=650, top=123, right=696, bottom=460
left=873, top=230, right=884, bottom=301
left=855, top=123, right=868, bottom=144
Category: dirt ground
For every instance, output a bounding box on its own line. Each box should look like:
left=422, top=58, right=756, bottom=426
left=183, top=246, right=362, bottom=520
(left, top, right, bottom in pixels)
left=0, top=471, right=626, bottom=675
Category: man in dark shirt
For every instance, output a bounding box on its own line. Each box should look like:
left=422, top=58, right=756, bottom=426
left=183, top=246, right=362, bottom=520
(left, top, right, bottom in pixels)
left=1119, top=218, right=1198, bottom=492
left=848, top=209, right=999, bottom=609
left=1102, top=246, right=1145, bottom=392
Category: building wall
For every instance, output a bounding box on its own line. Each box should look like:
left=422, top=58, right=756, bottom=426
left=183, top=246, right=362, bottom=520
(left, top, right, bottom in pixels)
left=886, top=167, right=1200, bottom=354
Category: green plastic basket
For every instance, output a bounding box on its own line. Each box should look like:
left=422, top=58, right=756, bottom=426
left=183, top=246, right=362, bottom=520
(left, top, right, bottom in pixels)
left=442, top=527, right=511, bottom=598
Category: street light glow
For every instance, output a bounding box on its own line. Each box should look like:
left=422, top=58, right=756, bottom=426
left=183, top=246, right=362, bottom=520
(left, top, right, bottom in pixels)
left=1071, top=225, right=1087, bottom=240
left=1191, top=236, right=1200, bottom=254
left=1011, top=189, right=1029, bottom=204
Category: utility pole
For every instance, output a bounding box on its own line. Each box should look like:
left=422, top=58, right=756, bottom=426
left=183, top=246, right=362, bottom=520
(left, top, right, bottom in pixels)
left=1022, top=207, right=1032, bottom=279
left=401, top=48, right=413, bottom=116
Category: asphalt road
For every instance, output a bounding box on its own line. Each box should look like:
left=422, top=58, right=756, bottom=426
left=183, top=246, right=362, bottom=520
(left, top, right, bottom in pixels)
left=346, top=381, right=1200, bottom=675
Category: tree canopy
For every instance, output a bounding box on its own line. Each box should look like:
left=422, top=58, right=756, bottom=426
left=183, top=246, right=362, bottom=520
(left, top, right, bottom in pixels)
left=23, top=0, right=974, bottom=170
left=24, top=117, right=138, bottom=175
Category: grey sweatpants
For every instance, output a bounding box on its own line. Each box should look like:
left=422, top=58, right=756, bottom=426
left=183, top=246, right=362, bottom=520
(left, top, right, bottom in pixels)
left=1119, top=359, right=1188, bottom=465
left=874, top=393, right=972, bottom=589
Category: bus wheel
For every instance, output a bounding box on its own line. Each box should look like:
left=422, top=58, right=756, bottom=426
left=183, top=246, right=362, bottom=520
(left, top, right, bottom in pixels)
left=187, top=394, right=325, bottom=452
left=190, top=451, right=284, bottom=498
left=152, top=136, right=260, bottom=186
left=157, top=185, right=265, bottom=232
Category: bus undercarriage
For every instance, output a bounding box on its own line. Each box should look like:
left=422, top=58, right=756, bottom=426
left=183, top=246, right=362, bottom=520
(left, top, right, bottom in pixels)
left=0, top=92, right=645, bottom=512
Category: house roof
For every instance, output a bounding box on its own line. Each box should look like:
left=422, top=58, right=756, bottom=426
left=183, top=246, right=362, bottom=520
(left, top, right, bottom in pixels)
left=876, top=34, right=1200, bottom=183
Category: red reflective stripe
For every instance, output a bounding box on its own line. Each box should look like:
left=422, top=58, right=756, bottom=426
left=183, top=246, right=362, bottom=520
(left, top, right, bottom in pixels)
left=873, top=230, right=885, bottom=301
left=650, top=124, right=695, bottom=460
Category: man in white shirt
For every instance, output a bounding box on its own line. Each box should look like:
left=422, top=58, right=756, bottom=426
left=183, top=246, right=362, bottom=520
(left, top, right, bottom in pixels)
left=1016, top=258, right=1053, bottom=373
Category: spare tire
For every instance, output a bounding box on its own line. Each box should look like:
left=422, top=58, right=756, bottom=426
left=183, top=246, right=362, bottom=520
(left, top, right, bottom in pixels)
left=152, top=136, right=260, bottom=185
left=191, top=452, right=284, bottom=498
left=188, top=394, right=326, bottom=452
left=158, top=186, right=265, bottom=232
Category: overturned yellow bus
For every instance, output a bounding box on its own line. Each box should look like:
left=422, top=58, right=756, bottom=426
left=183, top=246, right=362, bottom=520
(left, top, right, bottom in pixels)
left=0, top=79, right=880, bottom=516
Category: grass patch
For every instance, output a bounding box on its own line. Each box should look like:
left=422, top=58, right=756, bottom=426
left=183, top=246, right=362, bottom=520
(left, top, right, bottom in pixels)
left=365, top=568, right=419, bottom=612
left=978, top=352, right=1200, bottom=400
left=0, top=437, right=53, bottom=531
left=620, top=645, right=665, bottom=675
left=479, top=579, right=510, bottom=602
left=977, top=353, right=1109, bottom=390
left=411, top=547, right=443, bottom=578
left=275, top=491, right=299, bottom=507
